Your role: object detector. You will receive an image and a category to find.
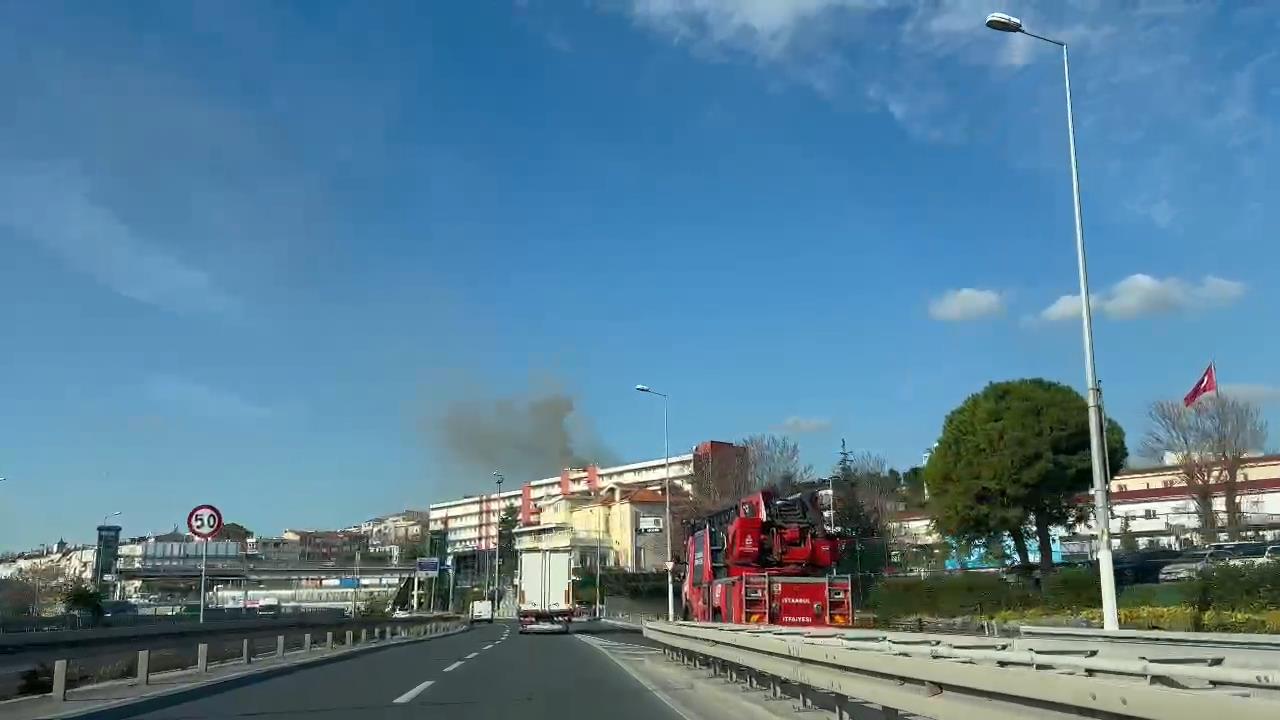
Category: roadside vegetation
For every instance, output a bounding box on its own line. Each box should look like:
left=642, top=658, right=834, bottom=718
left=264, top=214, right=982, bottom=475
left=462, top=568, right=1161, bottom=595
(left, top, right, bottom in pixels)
left=869, top=563, right=1280, bottom=633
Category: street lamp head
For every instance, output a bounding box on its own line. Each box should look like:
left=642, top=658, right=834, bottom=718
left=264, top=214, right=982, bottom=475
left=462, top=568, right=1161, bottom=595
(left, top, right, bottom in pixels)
left=635, top=384, right=650, bottom=393
left=985, top=12, right=1022, bottom=32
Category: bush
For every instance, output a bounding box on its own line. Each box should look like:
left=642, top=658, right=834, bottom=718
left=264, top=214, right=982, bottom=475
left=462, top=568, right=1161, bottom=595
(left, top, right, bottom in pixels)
left=1199, top=562, right=1280, bottom=612
left=1118, top=583, right=1196, bottom=608
left=1042, top=567, right=1101, bottom=611
left=869, top=573, right=1034, bottom=620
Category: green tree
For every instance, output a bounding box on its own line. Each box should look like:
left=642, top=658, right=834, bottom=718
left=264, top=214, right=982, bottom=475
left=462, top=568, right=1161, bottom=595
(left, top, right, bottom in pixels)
left=925, top=379, right=1127, bottom=574
left=900, top=466, right=926, bottom=510
left=61, top=583, right=104, bottom=618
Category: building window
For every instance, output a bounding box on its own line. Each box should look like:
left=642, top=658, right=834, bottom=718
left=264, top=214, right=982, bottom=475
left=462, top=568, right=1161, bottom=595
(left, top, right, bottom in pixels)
left=1144, top=509, right=1158, bottom=520
left=1117, top=484, right=1127, bottom=492
left=1163, top=480, right=1174, bottom=488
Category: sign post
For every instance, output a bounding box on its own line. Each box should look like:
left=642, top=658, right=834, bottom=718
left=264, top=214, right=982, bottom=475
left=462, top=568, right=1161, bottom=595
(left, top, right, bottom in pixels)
left=187, top=505, right=224, bottom=624
left=416, top=557, right=439, bottom=615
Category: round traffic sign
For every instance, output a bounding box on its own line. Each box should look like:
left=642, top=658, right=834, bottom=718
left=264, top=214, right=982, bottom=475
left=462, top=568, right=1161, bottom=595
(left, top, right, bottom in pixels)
left=187, top=504, right=224, bottom=539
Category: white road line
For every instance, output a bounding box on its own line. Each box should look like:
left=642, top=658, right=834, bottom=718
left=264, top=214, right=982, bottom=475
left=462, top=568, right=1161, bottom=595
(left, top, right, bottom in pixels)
left=393, top=680, right=435, bottom=704
left=484, top=643, right=495, bottom=650
left=465, top=652, right=479, bottom=659
left=443, top=661, right=464, bottom=672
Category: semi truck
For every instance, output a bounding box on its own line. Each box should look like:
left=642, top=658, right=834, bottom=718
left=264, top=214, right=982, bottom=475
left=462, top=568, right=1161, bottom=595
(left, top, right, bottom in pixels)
left=682, top=489, right=854, bottom=627
left=517, top=548, right=574, bottom=634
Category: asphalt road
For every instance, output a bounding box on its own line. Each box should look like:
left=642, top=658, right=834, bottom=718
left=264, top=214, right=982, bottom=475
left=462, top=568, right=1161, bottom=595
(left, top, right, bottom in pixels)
left=113, top=621, right=684, bottom=720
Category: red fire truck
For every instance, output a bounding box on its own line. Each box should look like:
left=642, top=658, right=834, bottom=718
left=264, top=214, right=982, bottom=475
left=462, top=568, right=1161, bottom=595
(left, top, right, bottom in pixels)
left=681, top=489, right=854, bottom=627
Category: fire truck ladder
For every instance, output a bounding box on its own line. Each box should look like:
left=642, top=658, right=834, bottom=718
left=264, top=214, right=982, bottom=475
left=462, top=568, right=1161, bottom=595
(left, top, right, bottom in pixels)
left=742, top=573, right=771, bottom=624
left=826, top=574, right=854, bottom=625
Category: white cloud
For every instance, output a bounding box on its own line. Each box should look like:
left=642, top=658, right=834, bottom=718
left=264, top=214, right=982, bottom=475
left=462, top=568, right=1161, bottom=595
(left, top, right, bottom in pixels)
left=0, top=164, right=239, bottom=316
left=616, top=1, right=1277, bottom=238
left=628, top=0, right=879, bottom=60
left=775, top=416, right=832, bottom=434
left=1039, top=294, right=1084, bottom=322
left=928, top=288, right=1005, bottom=321
left=1219, top=384, right=1280, bottom=406
left=1037, top=274, right=1245, bottom=322
left=146, top=376, right=270, bottom=420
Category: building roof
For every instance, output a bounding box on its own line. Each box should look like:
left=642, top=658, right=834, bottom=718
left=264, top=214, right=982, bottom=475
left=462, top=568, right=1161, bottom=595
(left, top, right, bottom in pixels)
left=1110, top=476, right=1280, bottom=504
left=426, top=452, right=698, bottom=510
left=1116, top=453, right=1280, bottom=479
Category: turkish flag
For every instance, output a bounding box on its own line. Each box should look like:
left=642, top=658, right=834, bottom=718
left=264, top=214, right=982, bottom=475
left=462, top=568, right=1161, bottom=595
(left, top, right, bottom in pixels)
left=1183, top=363, right=1217, bottom=407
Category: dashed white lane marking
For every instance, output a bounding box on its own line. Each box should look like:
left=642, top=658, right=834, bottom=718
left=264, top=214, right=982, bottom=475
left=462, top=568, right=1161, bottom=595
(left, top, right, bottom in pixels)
left=443, top=661, right=464, bottom=672
left=393, top=680, right=435, bottom=704
left=465, top=652, right=479, bottom=659
left=484, top=643, right=495, bottom=650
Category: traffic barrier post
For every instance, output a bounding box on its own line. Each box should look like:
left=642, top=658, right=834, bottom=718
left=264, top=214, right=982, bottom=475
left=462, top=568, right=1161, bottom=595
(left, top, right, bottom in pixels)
left=53, top=659, right=68, bottom=701
left=361, top=628, right=368, bottom=643
left=197, top=643, right=209, bottom=673
left=137, top=649, right=150, bottom=685
left=276, top=635, right=285, bottom=657
left=326, top=631, right=334, bottom=649
left=242, top=638, right=251, bottom=664
left=303, top=633, right=312, bottom=652
left=346, top=630, right=354, bottom=646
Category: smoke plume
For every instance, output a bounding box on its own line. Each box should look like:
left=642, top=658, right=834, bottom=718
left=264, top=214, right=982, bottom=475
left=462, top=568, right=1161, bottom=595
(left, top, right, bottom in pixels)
left=435, top=390, right=616, bottom=483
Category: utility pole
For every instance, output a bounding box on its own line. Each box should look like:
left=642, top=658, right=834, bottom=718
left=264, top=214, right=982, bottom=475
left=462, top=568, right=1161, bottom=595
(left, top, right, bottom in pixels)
left=351, top=551, right=360, bottom=617
left=595, top=502, right=603, bottom=618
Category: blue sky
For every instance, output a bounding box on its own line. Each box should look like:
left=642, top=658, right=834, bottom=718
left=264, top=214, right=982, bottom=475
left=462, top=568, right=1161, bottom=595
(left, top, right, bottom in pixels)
left=2, top=1, right=1277, bottom=551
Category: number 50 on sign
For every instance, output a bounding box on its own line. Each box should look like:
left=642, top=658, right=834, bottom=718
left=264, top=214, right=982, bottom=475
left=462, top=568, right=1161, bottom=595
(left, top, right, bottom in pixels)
left=187, top=505, right=224, bottom=539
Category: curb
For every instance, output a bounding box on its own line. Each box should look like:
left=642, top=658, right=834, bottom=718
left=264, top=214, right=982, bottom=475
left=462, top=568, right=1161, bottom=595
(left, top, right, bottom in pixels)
left=37, top=624, right=470, bottom=719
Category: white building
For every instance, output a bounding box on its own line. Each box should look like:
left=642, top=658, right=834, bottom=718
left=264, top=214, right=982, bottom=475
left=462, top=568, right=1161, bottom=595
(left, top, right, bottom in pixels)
left=429, top=454, right=693, bottom=556
left=1085, top=454, right=1280, bottom=549
left=883, top=455, right=1280, bottom=559
left=427, top=441, right=744, bottom=556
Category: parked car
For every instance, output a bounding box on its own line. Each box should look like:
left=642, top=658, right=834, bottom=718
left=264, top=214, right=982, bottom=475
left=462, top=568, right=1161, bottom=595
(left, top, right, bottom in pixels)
left=1158, top=549, right=1236, bottom=582
left=1225, top=544, right=1280, bottom=567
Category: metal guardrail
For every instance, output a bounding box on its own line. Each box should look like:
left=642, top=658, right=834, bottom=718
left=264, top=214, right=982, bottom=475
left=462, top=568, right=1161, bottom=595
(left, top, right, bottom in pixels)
left=0, top=607, right=343, bottom=634
left=39, top=617, right=467, bottom=704
left=1021, top=625, right=1280, bottom=650
left=643, top=621, right=1280, bottom=720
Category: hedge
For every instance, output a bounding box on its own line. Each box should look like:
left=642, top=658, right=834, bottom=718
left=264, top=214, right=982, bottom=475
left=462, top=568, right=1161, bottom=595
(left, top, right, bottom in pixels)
left=869, top=562, right=1280, bottom=623
left=868, top=573, right=1035, bottom=620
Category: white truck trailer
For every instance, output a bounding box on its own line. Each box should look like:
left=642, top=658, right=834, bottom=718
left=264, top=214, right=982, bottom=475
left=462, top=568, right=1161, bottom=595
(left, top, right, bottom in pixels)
left=516, top=548, right=574, bottom=634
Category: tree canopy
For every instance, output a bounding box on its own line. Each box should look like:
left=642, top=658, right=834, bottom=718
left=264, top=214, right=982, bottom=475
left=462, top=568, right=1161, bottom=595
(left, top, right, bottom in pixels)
left=925, top=378, right=1127, bottom=572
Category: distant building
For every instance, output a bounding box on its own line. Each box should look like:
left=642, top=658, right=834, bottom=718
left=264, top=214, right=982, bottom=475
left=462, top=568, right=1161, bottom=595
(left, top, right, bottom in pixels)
left=246, top=536, right=302, bottom=565
left=281, top=530, right=367, bottom=563
left=515, top=486, right=673, bottom=572
left=426, top=441, right=744, bottom=558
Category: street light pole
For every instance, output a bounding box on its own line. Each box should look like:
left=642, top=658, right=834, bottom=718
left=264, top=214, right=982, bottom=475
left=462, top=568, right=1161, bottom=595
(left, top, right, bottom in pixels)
left=986, top=12, right=1118, bottom=630
left=636, top=384, right=675, bottom=622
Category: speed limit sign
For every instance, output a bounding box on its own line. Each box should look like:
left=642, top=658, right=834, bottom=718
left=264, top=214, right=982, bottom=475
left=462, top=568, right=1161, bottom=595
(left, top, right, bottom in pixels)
left=187, top=504, right=224, bottom=539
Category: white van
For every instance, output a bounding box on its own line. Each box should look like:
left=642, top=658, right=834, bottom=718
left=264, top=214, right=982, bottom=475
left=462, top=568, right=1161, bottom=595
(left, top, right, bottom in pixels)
left=470, top=599, right=494, bottom=624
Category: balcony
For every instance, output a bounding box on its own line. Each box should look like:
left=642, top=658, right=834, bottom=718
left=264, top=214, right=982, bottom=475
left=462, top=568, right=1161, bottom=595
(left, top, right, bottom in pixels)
left=513, top=524, right=603, bottom=551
